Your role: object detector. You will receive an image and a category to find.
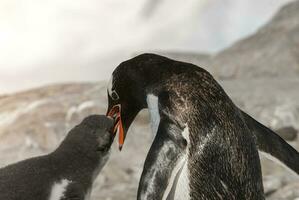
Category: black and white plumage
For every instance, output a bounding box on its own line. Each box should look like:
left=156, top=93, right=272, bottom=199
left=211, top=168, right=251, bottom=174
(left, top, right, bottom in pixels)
left=106, top=53, right=299, bottom=200
left=0, top=115, right=114, bottom=200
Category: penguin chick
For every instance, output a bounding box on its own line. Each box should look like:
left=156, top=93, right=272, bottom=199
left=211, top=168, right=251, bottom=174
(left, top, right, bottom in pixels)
left=0, top=115, right=115, bottom=200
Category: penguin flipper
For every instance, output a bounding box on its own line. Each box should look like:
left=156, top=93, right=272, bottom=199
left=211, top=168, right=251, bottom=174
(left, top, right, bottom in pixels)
left=242, top=110, right=299, bottom=174
left=137, top=119, right=186, bottom=200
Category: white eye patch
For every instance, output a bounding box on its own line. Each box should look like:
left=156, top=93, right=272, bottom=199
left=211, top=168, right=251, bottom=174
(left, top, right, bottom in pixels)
left=107, top=75, right=119, bottom=100
left=111, top=90, right=119, bottom=100
left=107, top=75, right=114, bottom=96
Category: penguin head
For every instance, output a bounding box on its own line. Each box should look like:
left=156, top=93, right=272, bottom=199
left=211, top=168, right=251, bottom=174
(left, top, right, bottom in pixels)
left=106, top=53, right=183, bottom=150
left=106, top=57, right=150, bottom=150
left=61, top=115, right=115, bottom=162
left=80, top=115, right=115, bottom=154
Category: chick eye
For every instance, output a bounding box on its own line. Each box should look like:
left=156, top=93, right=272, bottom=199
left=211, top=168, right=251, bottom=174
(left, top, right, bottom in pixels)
left=111, top=90, right=119, bottom=100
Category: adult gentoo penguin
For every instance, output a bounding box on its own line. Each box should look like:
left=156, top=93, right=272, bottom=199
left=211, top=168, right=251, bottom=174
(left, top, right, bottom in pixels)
left=106, top=53, right=299, bottom=199
left=0, top=115, right=114, bottom=200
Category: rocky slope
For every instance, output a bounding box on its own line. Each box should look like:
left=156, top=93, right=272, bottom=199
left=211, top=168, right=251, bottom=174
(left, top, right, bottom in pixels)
left=1, top=1, right=299, bottom=199
left=162, top=0, right=299, bottom=80
left=209, top=0, right=299, bottom=80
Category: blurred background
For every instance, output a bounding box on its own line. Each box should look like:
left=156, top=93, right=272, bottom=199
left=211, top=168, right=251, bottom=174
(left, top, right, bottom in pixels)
left=0, top=0, right=295, bottom=94
left=0, top=0, right=299, bottom=199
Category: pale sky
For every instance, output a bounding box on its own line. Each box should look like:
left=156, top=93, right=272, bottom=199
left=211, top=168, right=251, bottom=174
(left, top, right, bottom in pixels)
left=0, top=0, right=293, bottom=94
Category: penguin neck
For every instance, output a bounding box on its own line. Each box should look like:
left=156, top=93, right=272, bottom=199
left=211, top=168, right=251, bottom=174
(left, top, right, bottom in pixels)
left=146, top=93, right=160, bottom=136
left=51, top=141, right=100, bottom=176
left=145, top=91, right=186, bottom=136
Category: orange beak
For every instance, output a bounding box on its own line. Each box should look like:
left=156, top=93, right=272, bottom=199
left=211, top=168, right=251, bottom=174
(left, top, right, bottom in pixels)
left=106, top=104, right=125, bottom=150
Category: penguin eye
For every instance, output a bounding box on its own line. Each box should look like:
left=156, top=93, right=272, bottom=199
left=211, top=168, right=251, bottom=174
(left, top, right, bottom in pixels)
left=111, top=90, right=119, bottom=100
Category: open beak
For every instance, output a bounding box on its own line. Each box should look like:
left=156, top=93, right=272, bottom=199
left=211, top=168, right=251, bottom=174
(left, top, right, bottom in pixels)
left=106, top=104, right=125, bottom=150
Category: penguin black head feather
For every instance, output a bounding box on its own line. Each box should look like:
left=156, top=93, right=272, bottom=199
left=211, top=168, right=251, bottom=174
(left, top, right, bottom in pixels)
left=106, top=55, right=154, bottom=149
left=106, top=53, right=200, bottom=149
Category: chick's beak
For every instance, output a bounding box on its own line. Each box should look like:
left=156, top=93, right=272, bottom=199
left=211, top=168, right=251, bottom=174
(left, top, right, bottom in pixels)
left=106, top=104, right=125, bottom=151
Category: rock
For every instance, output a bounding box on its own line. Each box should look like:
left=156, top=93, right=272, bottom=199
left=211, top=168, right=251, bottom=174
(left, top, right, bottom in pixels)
left=275, top=126, right=298, bottom=141
left=220, top=79, right=299, bottom=137
left=267, top=181, right=299, bottom=200
left=263, top=175, right=284, bottom=196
